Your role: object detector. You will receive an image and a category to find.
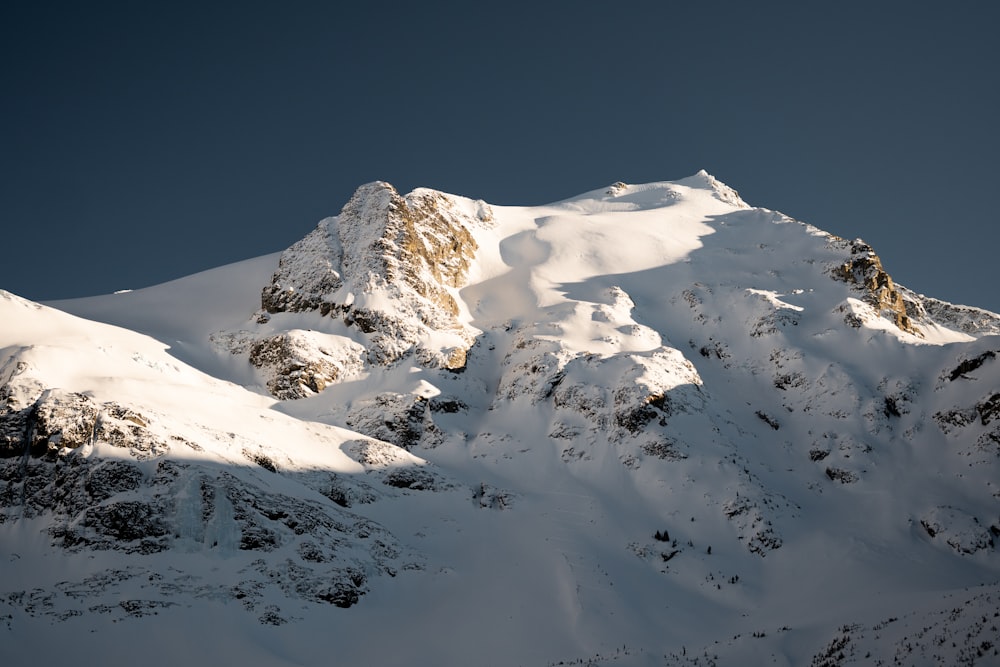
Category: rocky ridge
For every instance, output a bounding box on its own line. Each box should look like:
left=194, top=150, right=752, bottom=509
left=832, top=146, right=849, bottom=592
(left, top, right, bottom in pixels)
left=0, top=299, right=474, bottom=620
left=831, top=238, right=920, bottom=335
left=230, top=182, right=494, bottom=400
left=2, top=174, right=999, bottom=666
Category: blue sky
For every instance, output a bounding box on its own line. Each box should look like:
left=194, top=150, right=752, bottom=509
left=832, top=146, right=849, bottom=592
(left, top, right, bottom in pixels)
left=3, top=1, right=998, bottom=313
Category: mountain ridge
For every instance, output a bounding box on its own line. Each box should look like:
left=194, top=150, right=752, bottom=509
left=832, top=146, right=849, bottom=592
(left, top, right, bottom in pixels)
left=3, top=172, right=999, bottom=666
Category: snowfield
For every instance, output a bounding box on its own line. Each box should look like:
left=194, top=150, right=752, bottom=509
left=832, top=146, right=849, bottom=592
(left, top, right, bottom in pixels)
left=2, top=172, right=999, bottom=666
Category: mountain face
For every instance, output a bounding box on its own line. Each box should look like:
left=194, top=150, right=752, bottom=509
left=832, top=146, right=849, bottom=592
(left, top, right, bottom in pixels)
left=2, top=172, right=999, bottom=666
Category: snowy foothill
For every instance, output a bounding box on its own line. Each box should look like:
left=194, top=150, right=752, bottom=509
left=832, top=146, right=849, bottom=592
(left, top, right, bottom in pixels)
left=2, top=172, right=999, bottom=666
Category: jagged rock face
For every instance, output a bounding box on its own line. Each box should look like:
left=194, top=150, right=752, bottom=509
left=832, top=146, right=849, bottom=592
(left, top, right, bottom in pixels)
left=223, top=182, right=493, bottom=400
left=247, top=330, right=365, bottom=400
left=260, top=217, right=344, bottom=316
left=902, top=289, right=1000, bottom=337
left=259, top=182, right=491, bottom=373
left=337, top=184, right=481, bottom=310
left=345, top=393, right=438, bottom=451
left=1, top=448, right=399, bottom=598
left=0, top=383, right=163, bottom=462
left=831, top=239, right=920, bottom=335
left=0, top=369, right=441, bottom=613
left=933, top=347, right=1000, bottom=460
left=10, top=174, right=1000, bottom=665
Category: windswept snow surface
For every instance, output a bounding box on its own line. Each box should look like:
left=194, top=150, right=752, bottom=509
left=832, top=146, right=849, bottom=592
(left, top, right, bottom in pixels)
left=3, top=172, right=1000, bottom=666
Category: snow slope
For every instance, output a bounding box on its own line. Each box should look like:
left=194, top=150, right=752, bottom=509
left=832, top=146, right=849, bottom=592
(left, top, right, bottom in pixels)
left=3, top=172, right=999, bottom=666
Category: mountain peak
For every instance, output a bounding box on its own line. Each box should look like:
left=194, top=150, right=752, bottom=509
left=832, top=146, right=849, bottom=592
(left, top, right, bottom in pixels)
left=570, top=172, right=750, bottom=213
left=5, top=174, right=1000, bottom=667
left=678, top=169, right=751, bottom=208
left=234, top=180, right=498, bottom=397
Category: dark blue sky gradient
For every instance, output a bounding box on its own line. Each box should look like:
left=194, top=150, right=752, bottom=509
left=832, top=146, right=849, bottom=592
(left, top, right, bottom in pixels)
left=3, top=2, right=998, bottom=313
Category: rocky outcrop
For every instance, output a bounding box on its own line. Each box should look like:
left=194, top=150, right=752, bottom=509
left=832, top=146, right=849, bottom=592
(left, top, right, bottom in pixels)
left=345, top=394, right=437, bottom=450
left=831, top=239, right=920, bottom=336
left=901, top=289, right=1000, bottom=337
left=721, top=495, right=784, bottom=556
left=931, top=345, right=1000, bottom=458
left=920, top=506, right=996, bottom=555
left=259, top=182, right=491, bottom=371
left=0, top=368, right=421, bottom=612
left=0, top=379, right=165, bottom=463
left=492, top=316, right=708, bottom=470
left=217, top=182, right=495, bottom=401
left=945, top=350, right=997, bottom=382
left=246, top=330, right=365, bottom=400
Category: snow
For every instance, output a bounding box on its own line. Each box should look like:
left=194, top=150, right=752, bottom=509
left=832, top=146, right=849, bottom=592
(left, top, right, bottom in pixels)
left=2, top=172, right=999, bottom=666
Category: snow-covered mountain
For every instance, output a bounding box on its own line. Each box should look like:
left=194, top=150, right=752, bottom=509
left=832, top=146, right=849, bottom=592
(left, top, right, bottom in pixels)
left=2, top=171, right=999, bottom=666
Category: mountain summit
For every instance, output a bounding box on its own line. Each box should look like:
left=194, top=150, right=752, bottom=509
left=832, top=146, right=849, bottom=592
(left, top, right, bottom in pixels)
left=3, top=173, right=999, bottom=666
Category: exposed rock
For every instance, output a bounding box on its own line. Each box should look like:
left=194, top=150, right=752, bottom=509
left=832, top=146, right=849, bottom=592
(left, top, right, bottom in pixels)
left=340, top=437, right=452, bottom=491
left=345, top=438, right=414, bottom=468
left=247, top=330, right=365, bottom=399
left=902, top=289, right=1000, bottom=337
left=260, top=217, right=344, bottom=316
left=977, top=393, right=1000, bottom=426
left=472, top=482, right=515, bottom=510
left=825, top=467, right=858, bottom=484
left=947, top=350, right=997, bottom=382
left=214, top=182, right=497, bottom=401
left=831, top=239, right=921, bottom=336
left=920, top=506, right=995, bottom=554
left=258, top=182, right=490, bottom=373
left=606, top=181, right=629, bottom=196
left=933, top=407, right=978, bottom=434
left=640, top=438, right=688, bottom=461
left=291, top=470, right=379, bottom=508
left=30, top=390, right=100, bottom=457
left=932, top=387, right=1000, bottom=459
left=428, top=396, right=468, bottom=414
left=496, top=325, right=703, bottom=444
left=0, top=365, right=414, bottom=614
left=244, top=557, right=372, bottom=609
left=93, top=404, right=166, bottom=460
left=345, top=395, right=432, bottom=450
left=755, top=410, right=780, bottom=430
left=721, top=495, right=783, bottom=556
left=83, top=501, right=169, bottom=544
left=382, top=467, right=443, bottom=491
left=0, top=383, right=165, bottom=462
left=0, top=383, right=39, bottom=457
left=84, top=460, right=144, bottom=501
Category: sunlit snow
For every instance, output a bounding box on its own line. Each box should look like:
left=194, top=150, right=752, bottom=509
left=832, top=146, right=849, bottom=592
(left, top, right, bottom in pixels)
left=2, top=173, right=998, bottom=666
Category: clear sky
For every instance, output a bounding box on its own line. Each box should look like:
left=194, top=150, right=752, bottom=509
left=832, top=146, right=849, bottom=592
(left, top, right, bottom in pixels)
left=3, top=1, right=998, bottom=313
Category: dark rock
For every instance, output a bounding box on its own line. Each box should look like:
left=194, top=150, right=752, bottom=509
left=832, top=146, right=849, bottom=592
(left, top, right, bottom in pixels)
left=825, top=467, right=858, bottom=484
left=383, top=468, right=439, bottom=491
left=84, top=501, right=168, bottom=543
left=883, top=396, right=901, bottom=418
left=755, top=411, right=780, bottom=430
left=473, top=482, right=514, bottom=510
left=976, top=393, right=1000, bottom=426
left=948, top=351, right=997, bottom=381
